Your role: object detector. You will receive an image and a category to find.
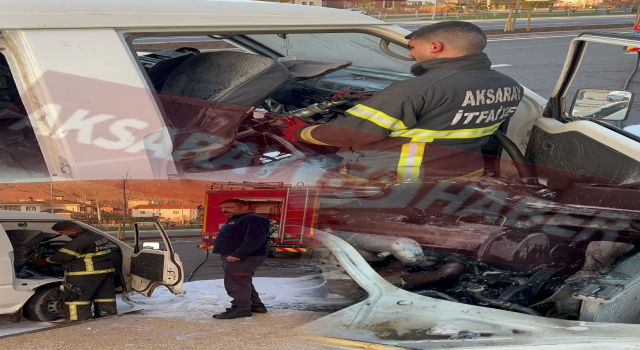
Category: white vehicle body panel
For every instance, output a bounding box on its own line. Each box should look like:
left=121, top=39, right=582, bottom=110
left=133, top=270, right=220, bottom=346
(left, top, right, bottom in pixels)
left=0, top=0, right=381, bottom=30
left=505, top=86, right=546, bottom=152
left=0, top=1, right=410, bottom=181
left=535, top=118, right=640, bottom=161
left=0, top=224, right=29, bottom=314
left=306, top=231, right=640, bottom=349
left=4, top=29, right=174, bottom=180
left=0, top=221, right=60, bottom=314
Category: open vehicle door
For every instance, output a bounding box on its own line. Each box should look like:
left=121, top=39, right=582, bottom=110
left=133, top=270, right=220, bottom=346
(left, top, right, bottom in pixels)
left=129, top=221, right=184, bottom=296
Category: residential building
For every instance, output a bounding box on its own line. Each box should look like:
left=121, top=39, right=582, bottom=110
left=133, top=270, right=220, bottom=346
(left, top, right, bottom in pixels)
left=0, top=197, right=81, bottom=214
left=131, top=204, right=198, bottom=224
left=266, top=0, right=322, bottom=5
left=128, top=199, right=154, bottom=208
left=0, top=201, right=45, bottom=212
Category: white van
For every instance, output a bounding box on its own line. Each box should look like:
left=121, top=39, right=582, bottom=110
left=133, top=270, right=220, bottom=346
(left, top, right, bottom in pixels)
left=0, top=0, right=636, bottom=186
left=0, top=211, right=183, bottom=321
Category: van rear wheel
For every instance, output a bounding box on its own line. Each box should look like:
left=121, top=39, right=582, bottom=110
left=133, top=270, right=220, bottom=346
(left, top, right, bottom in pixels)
left=23, top=284, right=65, bottom=321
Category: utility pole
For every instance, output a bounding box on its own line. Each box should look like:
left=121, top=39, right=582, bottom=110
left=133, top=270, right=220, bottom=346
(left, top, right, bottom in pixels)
left=432, top=0, right=438, bottom=20
left=96, top=198, right=102, bottom=223
left=49, top=173, right=57, bottom=214
left=50, top=180, right=53, bottom=214
left=118, top=175, right=129, bottom=240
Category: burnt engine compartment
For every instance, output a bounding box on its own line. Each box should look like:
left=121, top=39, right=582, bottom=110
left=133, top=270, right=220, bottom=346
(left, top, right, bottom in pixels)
left=140, top=48, right=390, bottom=174
left=8, top=228, right=124, bottom=285
left=16, top=240, right=67, bottom=279
left=7, top=229, right=67, bottom=278
left=318, top=180, right=640, bottom=321
left=373, top=247, right=566, bottom=317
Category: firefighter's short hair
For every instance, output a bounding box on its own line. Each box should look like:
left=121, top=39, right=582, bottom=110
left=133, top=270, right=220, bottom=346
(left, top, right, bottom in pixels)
left=405, top=21, right=487, bottom=53
left=219, top=198, right=250, bottom=207
left=51, top=221, right=83, bottom=232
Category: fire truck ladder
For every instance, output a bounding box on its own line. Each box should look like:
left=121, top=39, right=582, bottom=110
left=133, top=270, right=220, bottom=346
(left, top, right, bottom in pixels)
left=278, top=187, right=311, bottom=251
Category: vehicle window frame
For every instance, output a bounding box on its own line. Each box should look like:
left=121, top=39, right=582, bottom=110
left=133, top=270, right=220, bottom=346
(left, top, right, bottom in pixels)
left=0, top=44, right=52, bottom=182
left=119, top=28, right=411, bottom=99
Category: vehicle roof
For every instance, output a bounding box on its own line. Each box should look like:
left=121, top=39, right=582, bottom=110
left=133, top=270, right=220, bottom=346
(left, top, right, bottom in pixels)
left=0, top=210, right=70, bottom=221
left=0, top=0, right=383, bottom=30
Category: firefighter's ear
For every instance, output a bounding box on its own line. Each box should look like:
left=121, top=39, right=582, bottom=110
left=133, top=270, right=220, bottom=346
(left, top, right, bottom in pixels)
left=430, top=40, right=444, bottom=53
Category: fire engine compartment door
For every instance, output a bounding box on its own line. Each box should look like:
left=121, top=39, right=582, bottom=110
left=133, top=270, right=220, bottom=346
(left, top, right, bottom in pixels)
left=129, top=221, right=184, bottom=297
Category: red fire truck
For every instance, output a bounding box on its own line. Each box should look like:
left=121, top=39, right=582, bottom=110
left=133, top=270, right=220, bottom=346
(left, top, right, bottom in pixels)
left=199, top=182, right=320, bottom=254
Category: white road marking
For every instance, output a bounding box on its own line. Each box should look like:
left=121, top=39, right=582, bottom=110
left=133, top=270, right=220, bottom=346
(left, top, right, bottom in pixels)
left=491, top=64, right=513, bottom=68
left=488, top=34, right=577, bottom=42
left=487, top=30, right=630, bottom=42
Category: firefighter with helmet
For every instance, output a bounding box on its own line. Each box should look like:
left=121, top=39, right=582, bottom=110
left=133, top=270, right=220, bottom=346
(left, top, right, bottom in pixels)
left=288, top=21, right=523, bottom=182
left=44, top=221, right=117, bottom=321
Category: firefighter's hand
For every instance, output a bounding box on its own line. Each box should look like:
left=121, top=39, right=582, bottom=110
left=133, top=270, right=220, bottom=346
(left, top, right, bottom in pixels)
left=280, top=116, right=308, bottom=143
left=225, top=256, right=241, bottom=263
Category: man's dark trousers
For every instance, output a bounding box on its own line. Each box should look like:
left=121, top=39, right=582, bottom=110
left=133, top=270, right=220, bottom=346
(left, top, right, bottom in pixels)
left=221, top=255, right=265, bottom=310
left=64, top=273, right=117, bottom=321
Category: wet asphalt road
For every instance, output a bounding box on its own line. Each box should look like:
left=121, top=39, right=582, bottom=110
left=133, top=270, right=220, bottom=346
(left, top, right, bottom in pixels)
left=109, top=229, right=323, bottom=281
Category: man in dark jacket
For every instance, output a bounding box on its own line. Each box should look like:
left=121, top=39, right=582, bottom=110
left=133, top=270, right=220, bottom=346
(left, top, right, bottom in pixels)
left=296, top=21, right=522, bottom=182
left=212, top=198, right=270, bottom=319
left=46, top=221, right=117, bottom=321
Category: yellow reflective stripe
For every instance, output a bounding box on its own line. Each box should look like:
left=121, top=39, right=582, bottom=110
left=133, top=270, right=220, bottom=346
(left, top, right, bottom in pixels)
left=299, top=125, right=331, bottom=146
left=80, top=250, right=111, bottom=273
left=397, top=142, right=426, bottom=181
left=347, top=104, right=407, bottom=131
left=68, top=304, right=77, bottom=320
left=58, top=248, right=80, bottom=257
left=454, top=168, right=484, bottom=180
left=391, top=122, right=502, bottom=142
left=66, top=268, right=115, bottom=276
left=78, top=250, right=111, bottom=258
left=65, top=301, right=90, bottom=321
left=93, top=298, right=116, bottom=303
left=84, top=256, right=94, bottom=272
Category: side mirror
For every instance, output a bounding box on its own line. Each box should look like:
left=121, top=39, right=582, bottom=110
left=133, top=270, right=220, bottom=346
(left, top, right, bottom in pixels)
left=570, top=89, right=633, bottom=121
left=142, top=242, right=160, bottom=250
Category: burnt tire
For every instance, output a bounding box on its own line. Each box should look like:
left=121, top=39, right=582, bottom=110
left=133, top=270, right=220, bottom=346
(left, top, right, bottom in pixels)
left=23, top=284, right=65, bottom=322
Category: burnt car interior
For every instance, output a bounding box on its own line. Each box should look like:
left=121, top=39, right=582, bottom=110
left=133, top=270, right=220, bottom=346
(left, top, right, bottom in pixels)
left=134, top=34, right=391, bottom=175
left=133, top=33, right=640, bottom=191
left=3, top=221, right=124, bottom=290
left=133, top=32, right=640, bottom=324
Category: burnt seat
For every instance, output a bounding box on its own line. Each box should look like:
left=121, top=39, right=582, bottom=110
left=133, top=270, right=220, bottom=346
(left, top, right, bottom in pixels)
left=160, top=51, right=291, bottom=107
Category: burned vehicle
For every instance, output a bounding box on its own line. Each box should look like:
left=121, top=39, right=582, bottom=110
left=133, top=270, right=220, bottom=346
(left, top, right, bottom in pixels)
left=134, top=30, right=640, bottom=323
left=1, top=0, right=640, bottom=346
left=0, top=211, right=184, bottom=321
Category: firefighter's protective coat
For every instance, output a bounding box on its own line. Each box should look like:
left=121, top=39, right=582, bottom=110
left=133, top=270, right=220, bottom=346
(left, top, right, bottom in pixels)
left=298, top=53, right=523, bottom=181
left=47, top=230, right=117, bottom=320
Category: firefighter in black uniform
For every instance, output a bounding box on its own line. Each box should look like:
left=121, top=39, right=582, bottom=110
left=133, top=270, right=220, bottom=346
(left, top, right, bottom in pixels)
left=294, top=21, right=523, bottom=182
left=46, top=221, right=117, bottom=321
left=212, top=198, right=270, bottom=319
